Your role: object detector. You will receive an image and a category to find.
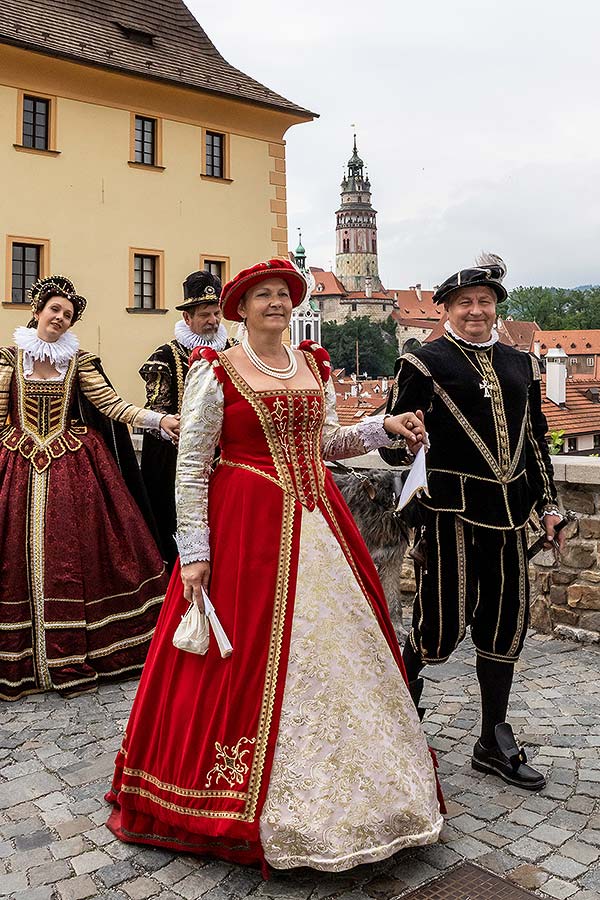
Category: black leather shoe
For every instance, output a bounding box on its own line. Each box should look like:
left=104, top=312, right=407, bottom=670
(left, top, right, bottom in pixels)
left=472, top=723, right=546, bottom=790
left=408, top=677, right=425, bottom=721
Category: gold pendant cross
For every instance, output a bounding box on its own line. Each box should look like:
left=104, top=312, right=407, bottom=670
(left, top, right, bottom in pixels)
left=480, top=379, right=492, bottom=398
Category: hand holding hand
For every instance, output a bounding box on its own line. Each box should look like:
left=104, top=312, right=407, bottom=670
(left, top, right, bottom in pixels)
left=180, top=561, right=210, bottom=611
left=160, top=414, right=180, bottom=445
left=384, top=409, right=427, bottom=452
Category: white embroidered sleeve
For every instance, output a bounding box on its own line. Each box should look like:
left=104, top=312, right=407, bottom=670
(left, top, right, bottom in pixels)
left=321, top=379, right=406, bottom=460
left=175, top=359, right=224, bottom=565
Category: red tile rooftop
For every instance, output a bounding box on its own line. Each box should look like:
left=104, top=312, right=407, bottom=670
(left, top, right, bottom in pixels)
left=542, top=377, right=600, bottom=436
left=532, top=330, right=600, bottom=354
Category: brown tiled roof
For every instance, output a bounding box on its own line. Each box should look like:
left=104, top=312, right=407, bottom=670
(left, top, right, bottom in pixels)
left=542, top=378, right=600, bottom=436
left=532, top=330, right=600, bottom=355
left=389, top=288, right=441, bottom=321
left=424, top=316, right=448, bottom=342
left=498, top=319, right=538, bottom=351
left=310, top=269, right=347, bottom=296
left=0, top=0, right=314, bottom=117
left=335, top=395, right=387, bottom=426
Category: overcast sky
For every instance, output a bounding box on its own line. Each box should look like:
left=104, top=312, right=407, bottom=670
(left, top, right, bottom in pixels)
left=190, top=0, right=600, bottom=291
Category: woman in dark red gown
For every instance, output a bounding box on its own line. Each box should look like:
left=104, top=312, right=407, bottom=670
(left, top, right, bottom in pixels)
left=0, top=276, right=179, bottom=700
left=106, top=260, right=443, bottom=873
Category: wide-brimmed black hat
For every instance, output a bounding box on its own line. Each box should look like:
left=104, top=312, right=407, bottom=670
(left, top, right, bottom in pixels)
left=432, top=253, right=508, bottom=305
left=29, top=275, right=87, bottom=323
left=175, top=270, right=222, bottom=311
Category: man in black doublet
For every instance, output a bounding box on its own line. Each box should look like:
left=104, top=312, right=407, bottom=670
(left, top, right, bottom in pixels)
left=381, top=255, right=564, bottom=791
left=139, top=271, right=229, bottom=571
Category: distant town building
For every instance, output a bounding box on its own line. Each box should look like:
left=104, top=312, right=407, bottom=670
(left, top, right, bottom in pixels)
left=541, top=349, right=600, bottom=453
left=330, top=368, right=389, bottom=425
left=0, top=0, right=314, bottom=402
left=531, top=330, right=600, bottom=378
left=289, top=233, right=321, bottom=346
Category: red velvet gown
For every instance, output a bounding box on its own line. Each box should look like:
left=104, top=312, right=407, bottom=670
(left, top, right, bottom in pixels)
left=106, top=344, right=443, bottom=872
left=0, top=347, right=168, bottom=700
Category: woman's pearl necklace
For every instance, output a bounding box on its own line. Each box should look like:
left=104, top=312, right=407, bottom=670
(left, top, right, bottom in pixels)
left=241, top=335, right=298, bottom=379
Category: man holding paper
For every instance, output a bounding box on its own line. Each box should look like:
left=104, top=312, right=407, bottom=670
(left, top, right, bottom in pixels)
left=380, top=254, right=564, bottom=791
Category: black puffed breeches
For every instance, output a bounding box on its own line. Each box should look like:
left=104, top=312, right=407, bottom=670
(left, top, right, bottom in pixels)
left=408, top=510, right=530, bottom=664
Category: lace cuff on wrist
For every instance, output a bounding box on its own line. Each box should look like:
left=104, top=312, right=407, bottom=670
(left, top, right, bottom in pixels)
left=358, top=414, right=408, bottom=452
left=176, top=526, right=210, bottom=566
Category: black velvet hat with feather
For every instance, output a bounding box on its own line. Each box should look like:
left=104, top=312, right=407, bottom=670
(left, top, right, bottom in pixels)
left=175, top=270, right=222, bottom=311
left=432, top=253, right=508, bottom=305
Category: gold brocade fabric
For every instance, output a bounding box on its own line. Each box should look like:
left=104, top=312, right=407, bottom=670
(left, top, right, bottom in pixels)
left=260, top=506, right=442, bottom=871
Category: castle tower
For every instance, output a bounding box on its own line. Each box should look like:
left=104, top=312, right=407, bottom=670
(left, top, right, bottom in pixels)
left=335, top=135, right=381, bottom=292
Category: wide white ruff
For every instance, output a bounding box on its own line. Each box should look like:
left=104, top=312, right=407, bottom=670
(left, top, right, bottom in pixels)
left=14, top=326, right=79, bottom=377
left=174, top=319, right=228, bottom=352
left=444, top=320, right=499, bottom=348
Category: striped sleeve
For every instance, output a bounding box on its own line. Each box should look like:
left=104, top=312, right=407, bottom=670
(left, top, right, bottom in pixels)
left=77, top=353, right=161, bottom=430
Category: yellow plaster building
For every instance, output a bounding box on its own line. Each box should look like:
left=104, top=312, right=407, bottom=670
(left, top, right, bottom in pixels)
left=0, top=0, right=314, bottom=402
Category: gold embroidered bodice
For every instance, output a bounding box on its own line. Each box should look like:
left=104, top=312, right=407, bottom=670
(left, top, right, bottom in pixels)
left=174, top=352, right=399, bottom=566
left=0, top=347, right=161, bottom=473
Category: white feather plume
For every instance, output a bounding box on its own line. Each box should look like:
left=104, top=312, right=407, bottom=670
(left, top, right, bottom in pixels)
left=475, top=252, right=507, bottom=281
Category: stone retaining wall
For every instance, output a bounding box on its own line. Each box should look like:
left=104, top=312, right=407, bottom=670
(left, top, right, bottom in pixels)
left=530, top=457, right=600, bottom=644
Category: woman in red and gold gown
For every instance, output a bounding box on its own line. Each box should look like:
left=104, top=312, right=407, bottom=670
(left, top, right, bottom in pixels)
left=106, top=260, right=443, bottom=873
left=0, top=276, right=178, bottom=700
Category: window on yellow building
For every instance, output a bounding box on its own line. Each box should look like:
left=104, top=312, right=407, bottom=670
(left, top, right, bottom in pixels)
left=22, top=96, right=50, bottom=150
left=134, top=255, right=157, bottom=308
left=127, top=249, right=165, bottom=313
left=6, top=237, right=50, bottom=304
left=206, top=131, right=224, bottom=178
left=135, top=116, right=156, bottom=165
left=200, top=256, right=230, bottom=283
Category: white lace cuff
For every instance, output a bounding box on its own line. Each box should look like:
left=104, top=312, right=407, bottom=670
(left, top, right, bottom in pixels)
left=357, top=415, right=407, bottom=451
left=176, top=526, right=211, bottom=566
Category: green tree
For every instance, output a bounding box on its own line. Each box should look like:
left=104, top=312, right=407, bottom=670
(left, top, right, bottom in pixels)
left=321, top=316, right=398, bottom=377
left=498, top=286, right=600, bottom=329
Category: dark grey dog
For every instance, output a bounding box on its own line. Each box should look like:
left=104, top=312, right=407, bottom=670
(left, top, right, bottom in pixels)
left=330, top=466, right=410, bottom=635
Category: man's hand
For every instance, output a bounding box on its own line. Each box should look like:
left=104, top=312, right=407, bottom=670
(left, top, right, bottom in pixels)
left=180, top=561, right=210, bottom=611
left=384, top=409, right=427, bottom=452
left=543, top=513, right=567, bottom=555
left=160, top=414, right=180, bottom=445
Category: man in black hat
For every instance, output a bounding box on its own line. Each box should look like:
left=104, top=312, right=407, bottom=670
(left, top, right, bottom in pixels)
left=380, top=254, right=565, bottom=791
left=139, top=270, right=229, bottom=571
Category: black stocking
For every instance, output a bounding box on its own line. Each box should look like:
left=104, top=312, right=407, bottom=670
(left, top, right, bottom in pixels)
left=402, top=639, right=425, bottom=683
left=477, top=655, right=515, bottom=748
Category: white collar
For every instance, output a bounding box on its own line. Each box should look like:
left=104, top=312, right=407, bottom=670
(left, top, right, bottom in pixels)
left=174, top=319, right=228, bottom=352
left=14, top=326, right=79, bottom=373
left=444, top=320, right=499, bottom=348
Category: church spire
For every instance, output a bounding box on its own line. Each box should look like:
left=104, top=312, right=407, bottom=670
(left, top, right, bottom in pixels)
left=294, top=227, right=307, bottom=273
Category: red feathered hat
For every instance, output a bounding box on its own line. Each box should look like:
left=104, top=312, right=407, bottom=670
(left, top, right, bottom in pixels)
left=220, top=259, right=307, bottom=322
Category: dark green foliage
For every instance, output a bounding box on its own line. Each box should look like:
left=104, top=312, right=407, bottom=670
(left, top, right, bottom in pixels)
left=321, top=316, right=398, bottom=377
left=499, top=286, right=600, bottom=330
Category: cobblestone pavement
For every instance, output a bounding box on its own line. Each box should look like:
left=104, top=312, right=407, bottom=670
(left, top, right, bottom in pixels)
left=1, top=632, right=600, bottom=900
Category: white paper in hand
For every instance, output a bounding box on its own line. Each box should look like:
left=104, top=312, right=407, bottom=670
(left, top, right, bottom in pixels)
left=201, top=587, right=233, bottom=658
left=396, top=446, right=429, bottom=511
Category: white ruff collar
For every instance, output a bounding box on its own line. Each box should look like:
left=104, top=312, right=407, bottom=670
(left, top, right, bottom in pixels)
left=174, top=319, right=228, bottom=352
left=444, top=320, right=499, bottom=348
left=14, top=326, right=79, bottom=373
